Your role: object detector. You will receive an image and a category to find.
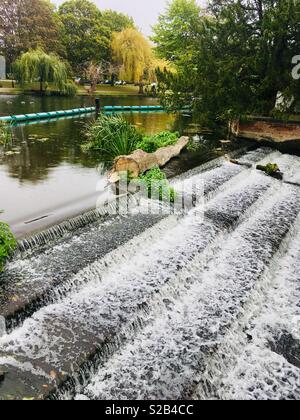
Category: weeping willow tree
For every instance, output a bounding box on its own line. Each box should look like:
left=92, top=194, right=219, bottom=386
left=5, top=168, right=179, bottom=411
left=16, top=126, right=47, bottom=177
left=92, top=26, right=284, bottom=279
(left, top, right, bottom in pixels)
left=112, top=29, right=166, bottom=93
left=13, top=49, right=76, bottom=95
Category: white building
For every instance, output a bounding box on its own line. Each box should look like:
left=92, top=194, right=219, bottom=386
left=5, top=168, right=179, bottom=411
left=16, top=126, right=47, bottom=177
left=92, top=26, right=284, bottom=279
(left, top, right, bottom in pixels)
left=0, top=56, right=6, bottom=80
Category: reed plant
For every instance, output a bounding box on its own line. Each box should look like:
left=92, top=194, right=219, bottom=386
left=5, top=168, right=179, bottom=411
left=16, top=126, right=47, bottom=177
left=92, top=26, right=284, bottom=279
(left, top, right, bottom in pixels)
left=83, top=115, right=142, bottom=158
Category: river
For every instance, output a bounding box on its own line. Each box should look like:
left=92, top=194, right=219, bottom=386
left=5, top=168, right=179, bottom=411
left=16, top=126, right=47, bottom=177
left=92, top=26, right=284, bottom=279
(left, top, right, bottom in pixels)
left=0, top=94, right=243, bottom=237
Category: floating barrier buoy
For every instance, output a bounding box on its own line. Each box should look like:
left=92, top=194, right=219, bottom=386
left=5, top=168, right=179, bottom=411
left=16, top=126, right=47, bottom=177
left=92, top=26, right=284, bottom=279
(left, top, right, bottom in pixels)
left=0, top=104, right=186, bottom=125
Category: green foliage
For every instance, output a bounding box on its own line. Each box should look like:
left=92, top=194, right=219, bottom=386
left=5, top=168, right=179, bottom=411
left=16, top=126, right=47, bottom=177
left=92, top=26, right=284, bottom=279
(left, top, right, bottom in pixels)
left=112, top=28, right=156, bottom=85
left=0, top=123, right=12, bottom=145
left=265, top=163, right=280, bottom=175
left=14, top=49, right=76, bottom=96
left=257, top=163, right=281, bottom=176
left=137, top=131, right=179, bottom=153
left=59, top=81, right=77, bottom=97
left=0, top=0, right=62, bottom=69
left=101, top=10, right=135, bottom=33
left=136, top=168, right=176, bottom=203
left=152, top=0, right=202, bottom=62
left=58, top=0, right=110, bottom=74
left=153, top=0, right=300, bottom=120
left=0, top=220, right=16, bottom=273
left=83, top=114, right=142, bottom=158
left=1, top=0, right=138, bottom=81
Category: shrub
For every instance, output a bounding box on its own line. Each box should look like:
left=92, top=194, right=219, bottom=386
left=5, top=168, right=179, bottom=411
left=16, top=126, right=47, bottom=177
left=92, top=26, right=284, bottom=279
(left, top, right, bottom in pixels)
left=137, top=131, right=179, bottom=153
left=136, top=167, right=176, bottom=203
left=83, top=115, right=142, bottom=158
left=257, top=163, right=281, bottom=176
left=265, top=163, right=280, bottom=175
left=0, top=221, right=16, bottom=272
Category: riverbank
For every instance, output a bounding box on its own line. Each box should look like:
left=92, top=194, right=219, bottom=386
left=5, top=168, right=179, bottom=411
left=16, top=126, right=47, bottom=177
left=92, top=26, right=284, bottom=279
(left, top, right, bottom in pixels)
left=0, top=81, right=143, bottom=97
left=230, top=117, right=300, bottom=143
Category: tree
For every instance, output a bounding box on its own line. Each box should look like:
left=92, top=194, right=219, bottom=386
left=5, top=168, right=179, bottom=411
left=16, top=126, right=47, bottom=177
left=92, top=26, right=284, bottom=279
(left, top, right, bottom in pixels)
left=152, top=0, right=204, bottom=111
left=112, top=28, right=158, bottom=93
left=152, top=0, right=203, bottom=62
left=58, top=0, right=111, bottom=75
left=14, top=49, right=76, bottom=95
left=153, top=0, right=300, bottom=121
left=101, top=10, right=135, bottom=33
left=85, top=62, right=108, bottom=92
left=0, top=0, right=61, bottom=71
left=100, top=11, right=136, bottom=85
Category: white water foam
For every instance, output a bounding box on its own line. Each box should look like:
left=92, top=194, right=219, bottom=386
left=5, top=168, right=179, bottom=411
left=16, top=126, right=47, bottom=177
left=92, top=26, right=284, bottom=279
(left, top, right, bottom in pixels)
left=194, top=216, right=300, bottom=400
left=76, top=184, right=300, bottom=400
left=0, top=169, right=273, bottom=375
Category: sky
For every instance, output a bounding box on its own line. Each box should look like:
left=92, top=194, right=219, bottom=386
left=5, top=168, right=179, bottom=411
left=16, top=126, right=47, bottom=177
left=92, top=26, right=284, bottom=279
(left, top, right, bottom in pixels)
left=52, top=0, right=205, bottom=36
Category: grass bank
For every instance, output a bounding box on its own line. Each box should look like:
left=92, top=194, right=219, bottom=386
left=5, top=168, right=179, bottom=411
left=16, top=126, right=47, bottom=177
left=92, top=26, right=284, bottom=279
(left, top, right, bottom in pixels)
left=0, top=80, right=142, bottom=96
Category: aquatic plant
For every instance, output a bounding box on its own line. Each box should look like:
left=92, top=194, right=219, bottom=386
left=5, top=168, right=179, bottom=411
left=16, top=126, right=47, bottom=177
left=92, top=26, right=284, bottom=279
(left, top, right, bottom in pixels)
left=83, top=115, right=142, bottom=158
left=136, top=131, right=179, bottom=153
left=136, top=167, right=176, bottom=202
left=257, top=163, right=282, bottom=178
left=0, top=219, right=16, bottom=272
left=0, top=122, right=12, bottom=145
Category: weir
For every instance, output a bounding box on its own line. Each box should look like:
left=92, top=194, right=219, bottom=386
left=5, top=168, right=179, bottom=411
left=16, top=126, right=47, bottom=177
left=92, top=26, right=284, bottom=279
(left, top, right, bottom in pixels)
left=0, top=147, right=299, bottom=400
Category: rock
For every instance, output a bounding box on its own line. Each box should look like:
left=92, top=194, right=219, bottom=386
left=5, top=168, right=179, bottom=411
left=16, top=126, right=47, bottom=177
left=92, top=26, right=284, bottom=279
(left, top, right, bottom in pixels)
left=230, top=118, right=300, bottom=143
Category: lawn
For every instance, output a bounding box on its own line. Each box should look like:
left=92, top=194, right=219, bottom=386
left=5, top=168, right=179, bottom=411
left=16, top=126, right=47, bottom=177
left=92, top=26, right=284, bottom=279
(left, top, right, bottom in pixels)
left=78, top=84, right=141, bottom=96
left=0, top=80, right=141, bottom=96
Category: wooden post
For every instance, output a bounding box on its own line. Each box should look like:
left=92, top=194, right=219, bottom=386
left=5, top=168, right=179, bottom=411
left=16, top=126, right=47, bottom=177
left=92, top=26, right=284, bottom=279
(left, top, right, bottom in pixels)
left=95, top=98, right=101, bottom=118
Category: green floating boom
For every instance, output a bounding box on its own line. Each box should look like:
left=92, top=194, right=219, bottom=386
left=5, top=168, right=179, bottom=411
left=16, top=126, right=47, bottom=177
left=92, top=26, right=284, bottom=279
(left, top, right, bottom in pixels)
left=103, top=105, right=164, bottom=112
left=0, top=105, right=171, bottom=124
left=0, top=107, right=95, bottom=123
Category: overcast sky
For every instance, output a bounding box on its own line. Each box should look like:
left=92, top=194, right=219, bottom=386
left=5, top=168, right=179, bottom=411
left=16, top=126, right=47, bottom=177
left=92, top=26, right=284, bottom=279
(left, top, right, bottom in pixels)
left=52, top=0, right=205, bottom=36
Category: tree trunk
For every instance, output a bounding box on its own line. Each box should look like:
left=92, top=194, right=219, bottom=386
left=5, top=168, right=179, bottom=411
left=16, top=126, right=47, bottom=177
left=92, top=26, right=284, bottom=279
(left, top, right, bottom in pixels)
left=139, top=83, right=144, bottom=94
left=109, top=137, right=189, bottom=183
left=40, top=79, right=44, bottom=94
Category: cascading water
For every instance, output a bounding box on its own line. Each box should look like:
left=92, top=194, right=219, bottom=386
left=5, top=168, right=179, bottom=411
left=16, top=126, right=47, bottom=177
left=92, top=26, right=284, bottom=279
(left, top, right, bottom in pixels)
left=0, top=147, right=299, bottom=400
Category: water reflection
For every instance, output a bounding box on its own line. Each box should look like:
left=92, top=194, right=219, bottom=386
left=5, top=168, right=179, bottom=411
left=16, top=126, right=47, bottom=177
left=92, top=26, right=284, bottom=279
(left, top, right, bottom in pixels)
left=0, top=95, right=247, bottom=237
left=0, top=95, right=197, bottom=231
left=3, top=117, right=98, bottom=183
left=0, top=94, right=158, bottom=116
left=1, top=112, right=186, bottom=184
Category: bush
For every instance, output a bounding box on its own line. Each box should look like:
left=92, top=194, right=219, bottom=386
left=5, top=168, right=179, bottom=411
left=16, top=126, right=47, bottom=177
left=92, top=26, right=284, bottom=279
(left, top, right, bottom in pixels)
left=83, top=115, right=142, bottom=158
left=137, top=131, right=179, bottom=153
left=0, top=221, right=16, bottom=272
left=136, top=168, right=176, bottom=203
left=257, top=163, right=281, bottom=176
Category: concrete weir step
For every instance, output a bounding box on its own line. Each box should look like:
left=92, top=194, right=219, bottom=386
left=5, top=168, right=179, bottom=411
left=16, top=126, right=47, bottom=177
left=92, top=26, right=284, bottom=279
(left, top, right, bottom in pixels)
left=0, top=148, right=299, bottom=400
left=0, top=148, right=262, bottom=329
left=77, top=186, right=300, bottom=401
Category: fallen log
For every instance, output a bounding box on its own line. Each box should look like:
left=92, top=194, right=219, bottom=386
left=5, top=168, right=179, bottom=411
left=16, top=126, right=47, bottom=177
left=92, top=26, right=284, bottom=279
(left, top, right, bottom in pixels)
left=109, top=136, right=189, bottom=183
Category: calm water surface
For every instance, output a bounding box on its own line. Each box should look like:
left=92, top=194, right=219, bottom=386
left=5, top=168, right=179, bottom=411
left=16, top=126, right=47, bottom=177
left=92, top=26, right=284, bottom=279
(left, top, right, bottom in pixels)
left=0, top=95, right=240, bottom=237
